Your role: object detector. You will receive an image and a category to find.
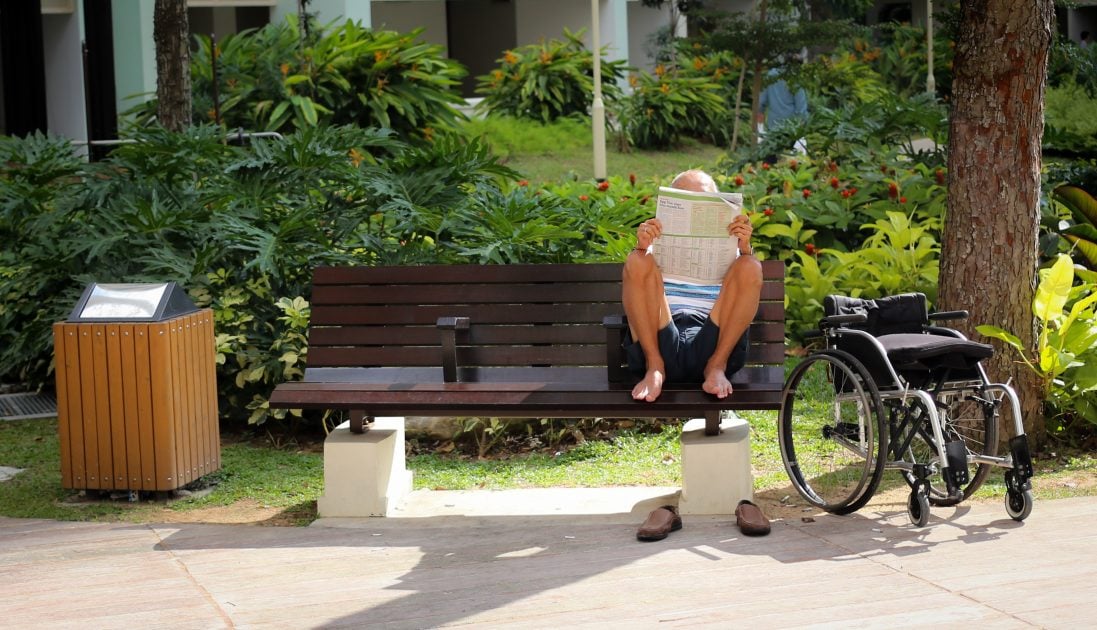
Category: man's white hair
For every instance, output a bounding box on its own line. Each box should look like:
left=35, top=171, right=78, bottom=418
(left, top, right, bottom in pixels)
left=671, top=169, right=717, bottom=193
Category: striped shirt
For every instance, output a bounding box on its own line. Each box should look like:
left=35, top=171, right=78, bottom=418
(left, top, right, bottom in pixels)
left=665, top=278, right=720, bottom=315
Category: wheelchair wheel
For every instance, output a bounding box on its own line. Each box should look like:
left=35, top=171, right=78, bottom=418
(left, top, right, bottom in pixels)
left=1005, top=487, right=1034, bottom=521
left=780, top=350, right=887, bottom=515
left=907, top=488, right=930, bottom=527
left=902, top=388, right=999, bottom=506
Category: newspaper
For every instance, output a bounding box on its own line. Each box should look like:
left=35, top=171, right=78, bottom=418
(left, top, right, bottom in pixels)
left=652, top=186, right=743, bottom=285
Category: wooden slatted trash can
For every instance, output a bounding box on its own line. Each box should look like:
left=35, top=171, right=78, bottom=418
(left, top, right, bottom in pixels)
left=52, top=283, right=220, bottom=493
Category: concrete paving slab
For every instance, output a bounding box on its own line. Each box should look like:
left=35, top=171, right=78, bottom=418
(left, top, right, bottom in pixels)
left=1, top=494, right=1095, bottom=628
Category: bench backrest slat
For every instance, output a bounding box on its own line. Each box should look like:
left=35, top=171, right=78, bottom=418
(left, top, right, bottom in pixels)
left=305, top=262, right=785, bottom=373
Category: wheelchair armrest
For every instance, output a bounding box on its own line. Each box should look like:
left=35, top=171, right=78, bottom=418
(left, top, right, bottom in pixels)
left=820, top=313, right=867, bottom=329
left=800, top=328, right=824, bottom=340
left=929, top=310, right=968, bottom=321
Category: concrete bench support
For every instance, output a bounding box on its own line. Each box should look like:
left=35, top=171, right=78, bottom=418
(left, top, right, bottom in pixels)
left=316, top=417, right=413, bottom=518
left=678, top=414, right=753, bottom=515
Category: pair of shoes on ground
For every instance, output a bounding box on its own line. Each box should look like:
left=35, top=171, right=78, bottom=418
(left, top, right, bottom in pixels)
left=636, top=500, right=770, bottom=541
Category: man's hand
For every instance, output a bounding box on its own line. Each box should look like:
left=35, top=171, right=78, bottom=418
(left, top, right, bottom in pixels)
left=728, top=214, right=753, bottom=254
left=636, top=218, right=662, bottom=251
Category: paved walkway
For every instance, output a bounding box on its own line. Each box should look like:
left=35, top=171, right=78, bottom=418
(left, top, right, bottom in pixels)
left=2, top=491, right=1096, bottom=629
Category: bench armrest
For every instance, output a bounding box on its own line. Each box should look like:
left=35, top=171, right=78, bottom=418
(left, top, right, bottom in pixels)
left=603, top=314, right=629, bottom=383
left=437, top=317, right=470, bottom=382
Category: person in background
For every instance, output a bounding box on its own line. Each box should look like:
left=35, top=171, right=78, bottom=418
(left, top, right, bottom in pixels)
left=756, top=67, right=808, bottom=159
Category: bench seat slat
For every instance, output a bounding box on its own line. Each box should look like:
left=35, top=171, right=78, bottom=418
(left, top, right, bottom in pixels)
left=310, top=302, right=784, bottom=327
left=310, top=280, right=784, bottom=306
left=300, top=365, right=784, bottom=385
left=306, top=342, right=786, bottom=368
left=307, top=320, right=787, bottom=346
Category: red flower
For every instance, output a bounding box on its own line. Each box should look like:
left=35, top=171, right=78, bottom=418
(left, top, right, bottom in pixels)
left=830, top=177, right=839, bottom=189
left=640, top=195, right=650, bottom=204
left=880, top=165, right=889, bottom=174
left=935, top=168, right=945, bottom=185
left=828, top=161, right=839, bottom=172
left=734, top=175, right=745, bottom=186
left=763, top=207, right=774, bottom=216
left=762, top=162, right=771, bottom=170
left=841, top=189, right=852, bottom=199
left=850, top=187, right=858, bottom=194
left=597, top=181, right=610, bottom=191
left=629, top=173, right=637, bottom=187
left=802, top=188, right=811, bottom=199
left=517, top=179, right=529, bottom=187
left=805, top=243, right=818, bottom=256
left=579, top=195, right=589, bottom=201
left=899, top=196, right=907, bottom=203
left=887, top=182, right=899, bottom=199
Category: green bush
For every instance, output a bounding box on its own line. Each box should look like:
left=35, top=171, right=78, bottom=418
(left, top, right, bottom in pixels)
left=0, top=125, right=524, bottom=428
left=132, top=18, right=468, bottom=141
left=619, top=70, right=727, bottom=149
left=1044, top=83, right=1097, bottom=157
left=474, top=29, right=627, bottom=123
left=978, top=254, right=1097, bottom=429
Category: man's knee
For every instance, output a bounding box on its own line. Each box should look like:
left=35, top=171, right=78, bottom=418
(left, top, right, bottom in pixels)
left=623, top=251, right=659, bottom=284
left=726, top=255, right=763, bottom=293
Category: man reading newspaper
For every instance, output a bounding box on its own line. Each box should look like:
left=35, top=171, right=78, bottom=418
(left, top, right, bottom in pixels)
left=622, top=169, right=761, bottom=403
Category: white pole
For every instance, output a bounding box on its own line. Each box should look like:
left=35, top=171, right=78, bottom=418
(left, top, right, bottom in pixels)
left=926, top=0, right=936, bottom=94
left=591, top=0, right=607, bottom=181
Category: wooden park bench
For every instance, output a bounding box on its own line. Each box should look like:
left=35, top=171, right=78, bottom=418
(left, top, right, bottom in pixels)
left=268, top=261, right=786, bottom=516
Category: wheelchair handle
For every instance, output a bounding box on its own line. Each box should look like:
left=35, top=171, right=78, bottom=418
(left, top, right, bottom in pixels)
left=929, top=310, right=968, bottom=321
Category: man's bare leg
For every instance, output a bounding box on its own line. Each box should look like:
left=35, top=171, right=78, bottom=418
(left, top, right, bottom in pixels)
left=623, top=249, right=672, bottom=402
left=702, top=254, right=763, bottom=398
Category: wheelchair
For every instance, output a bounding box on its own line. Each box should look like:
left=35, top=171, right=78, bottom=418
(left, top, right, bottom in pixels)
left=778, top=293, right=1035, bottom=526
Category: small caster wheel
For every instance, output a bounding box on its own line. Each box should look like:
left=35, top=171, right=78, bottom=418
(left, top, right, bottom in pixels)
left=1005, top=487, right=1033, bottom=521
left=907, top=489, right=930, bottom=527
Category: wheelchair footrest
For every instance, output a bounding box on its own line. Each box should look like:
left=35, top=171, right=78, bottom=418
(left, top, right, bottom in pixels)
left=944, top=440, right=970, bottom=488
left=1009, top=435, right=1034, bottom=480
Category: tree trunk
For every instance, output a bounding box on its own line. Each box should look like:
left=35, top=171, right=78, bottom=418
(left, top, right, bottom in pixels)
left=154, top=0, right=191, bottom=131
left=748, top=0, right=768, bottom=147
left=940, top=0, right=1054, bottom=445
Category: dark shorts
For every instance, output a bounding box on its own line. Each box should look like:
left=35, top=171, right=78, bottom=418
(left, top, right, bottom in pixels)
left=624, top=308, right=750, bottom=383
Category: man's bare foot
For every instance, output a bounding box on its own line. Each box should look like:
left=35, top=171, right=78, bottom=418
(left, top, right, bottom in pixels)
left=702, top=365, right=734, bottom=398
left=632, top=368, right=665, bottom=402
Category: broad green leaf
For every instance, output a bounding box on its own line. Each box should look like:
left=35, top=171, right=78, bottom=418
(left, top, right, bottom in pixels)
left=975, top=325, right=1024, bottom=352
left=1034, top=254, right=1073, bottom=324
left=1055, top=185, right=1097, bottom=228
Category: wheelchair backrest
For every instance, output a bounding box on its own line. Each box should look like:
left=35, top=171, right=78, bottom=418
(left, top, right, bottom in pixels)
left=823, top=293, right=929, bottom=389
left=824, top=293, right=929, bottom=335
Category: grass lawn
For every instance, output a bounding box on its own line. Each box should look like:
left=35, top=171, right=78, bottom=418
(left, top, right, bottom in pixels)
left=460, top=116, right=728, bottom=185
left=2, top=414, right=1093, bottom=525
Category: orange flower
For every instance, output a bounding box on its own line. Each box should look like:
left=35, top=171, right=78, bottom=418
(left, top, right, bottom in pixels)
left=518, top=179, right=529, bottom=187
left=280, top=63, right=290, bottom=76
left=504, top=50, right=518, bottom=65
left=374, top=50, right=386, bottom=63
left=789, top=158, right=798, bottom=171
left=693, top=56, right=705, bottom=71
left=597, top=181, right=610, bottom=191
left=579, top=195, right=589, bottom=201
left=540, top=51, right=552, bottom=64
left=348, top=148, right=364, bottom=167
left=654, top=64, right=666, bottom=77
left=660, top=83, right=670, bottom=94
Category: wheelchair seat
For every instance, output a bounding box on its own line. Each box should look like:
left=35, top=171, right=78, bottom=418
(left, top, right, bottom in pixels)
left=877, top=333, right=993, bottom=371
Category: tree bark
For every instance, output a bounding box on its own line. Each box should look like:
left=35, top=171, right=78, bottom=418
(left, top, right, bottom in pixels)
left=940, top=0, right=1054, bottom=445
left=154, top=0, right=191, bottom=132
